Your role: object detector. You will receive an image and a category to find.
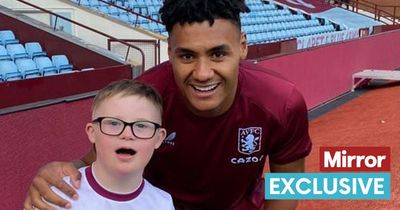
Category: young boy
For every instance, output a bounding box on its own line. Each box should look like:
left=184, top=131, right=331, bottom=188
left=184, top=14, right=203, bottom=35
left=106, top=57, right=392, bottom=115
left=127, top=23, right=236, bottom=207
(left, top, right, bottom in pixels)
left=50, top=79, right=174, bottom=209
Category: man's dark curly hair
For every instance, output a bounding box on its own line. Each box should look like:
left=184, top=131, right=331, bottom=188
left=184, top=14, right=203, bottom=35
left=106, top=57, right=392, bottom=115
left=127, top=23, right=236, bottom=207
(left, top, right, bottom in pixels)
left=159, top=0, right=250, bottom=33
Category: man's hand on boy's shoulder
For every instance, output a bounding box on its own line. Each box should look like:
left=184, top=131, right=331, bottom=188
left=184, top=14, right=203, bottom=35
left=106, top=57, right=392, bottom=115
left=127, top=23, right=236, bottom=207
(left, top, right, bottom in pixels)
left=23, top=161, right=82, bottom=210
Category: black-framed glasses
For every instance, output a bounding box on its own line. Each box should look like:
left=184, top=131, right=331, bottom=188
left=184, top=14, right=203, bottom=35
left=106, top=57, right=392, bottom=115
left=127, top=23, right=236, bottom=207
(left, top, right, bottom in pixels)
left=92, top=117, right=161, bottom=139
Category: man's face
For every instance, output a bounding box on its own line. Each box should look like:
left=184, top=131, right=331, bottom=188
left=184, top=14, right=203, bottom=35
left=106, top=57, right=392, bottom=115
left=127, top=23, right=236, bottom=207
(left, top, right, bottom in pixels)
left=168, top=19, right=247, bottom=117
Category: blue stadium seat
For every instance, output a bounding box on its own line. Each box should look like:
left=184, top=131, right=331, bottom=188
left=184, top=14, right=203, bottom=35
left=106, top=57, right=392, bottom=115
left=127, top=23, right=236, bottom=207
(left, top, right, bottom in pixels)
left=128, top=14, right=140, bottom=24
left=153, top=0, right=162, bottom=7
left=151, top=14, right=160, bottom=21
left=25, top=42, right=47, bottom=58
left=52, top=55, right=73, bottom=73
left=0, top=30, right=19, bottom=46
left=137, top=0, right=146, bottom=7
left=115, top=1, right=123, bottom=7
left=117, top=12, right=129, bottom=23
left=0, top=60, right=23, bottom=81
left=96, top=6, right=109, bottom=14
left=137, top=16, right=150, bottom=24
left=108, top=7, right=120, bottom=16
left=34, top=57, right=58, bottom=76
left=15, top=58, right=41, bottom=79
left=6, top=44, right=29, bottom=60
left=148, top=5, right=158, bottom=15
left=247, top=33, right=256, bottom=44
left=311, top=19, right=320, bottom=26
left=126, top=0, right=136, bottom=9
left=98, top=0, right=108, bottom=6
left=0, top=45, right=11, bottom=61
left=89, top=0, right=100, bottom=7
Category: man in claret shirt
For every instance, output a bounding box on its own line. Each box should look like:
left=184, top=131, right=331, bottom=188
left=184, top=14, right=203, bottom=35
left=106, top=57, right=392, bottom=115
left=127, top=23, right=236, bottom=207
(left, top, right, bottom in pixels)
left=24, top=0, right=312, bottom=209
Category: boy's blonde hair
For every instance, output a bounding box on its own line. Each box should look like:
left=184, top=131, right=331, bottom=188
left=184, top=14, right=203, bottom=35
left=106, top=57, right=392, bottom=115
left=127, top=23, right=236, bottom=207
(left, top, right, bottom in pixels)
left=92, top=79, right=163, bottom=118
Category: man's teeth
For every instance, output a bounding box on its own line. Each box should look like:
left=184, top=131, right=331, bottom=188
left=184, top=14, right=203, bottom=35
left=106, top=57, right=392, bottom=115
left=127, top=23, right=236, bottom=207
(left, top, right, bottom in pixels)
left=193, top=84, right=218, bottom=92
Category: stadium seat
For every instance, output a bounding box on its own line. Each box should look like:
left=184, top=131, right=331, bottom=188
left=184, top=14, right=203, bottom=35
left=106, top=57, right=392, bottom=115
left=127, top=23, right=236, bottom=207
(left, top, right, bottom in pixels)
left=34, top=57, right=58, bottom=76
left=126, top=0, right=136, bottom=8
left=89, top=0, right=100, bottom=7
left=0, top=30, right=19, bottom=46
left=0, top=60, right=23, bottom=81
left=6, top=44, right=29, bottom=60
left=25, top=42, right=47, bottom=58
left=137, top=16, right=150, bottom=24
left=137, top=0, right=146, bottom=7
left=128, top=14, right=141, bottom=24
left=98, top=0, right=108, bottom=6
left=108, top=7, right=120, bottom=16
left=96, top=6, right=109, bottom=14
left=0, top=45, right=11, bottom=61
left=115, top=1, right=124, bottom=7
left=51, top=55, right=74, bottom=73
left=15, top=58, right=41, bottom=79
left=118, top=12, right=130, bottom=23
left=151, top=14, right=160, bottom=21
left=148, top=6, right=158, bottom=15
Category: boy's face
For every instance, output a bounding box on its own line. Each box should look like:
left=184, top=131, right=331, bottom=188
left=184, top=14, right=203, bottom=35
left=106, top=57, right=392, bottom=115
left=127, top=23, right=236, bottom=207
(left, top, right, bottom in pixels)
left=168, top=19, right=247, bottom=117
left=86, top=93, right=166, bottom=176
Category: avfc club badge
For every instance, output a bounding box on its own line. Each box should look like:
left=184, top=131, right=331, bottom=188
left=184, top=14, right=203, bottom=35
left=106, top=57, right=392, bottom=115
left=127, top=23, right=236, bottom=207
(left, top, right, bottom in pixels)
left=238, top=127, right=262, bottom=155
left=230, top=127, right=264, bottom=165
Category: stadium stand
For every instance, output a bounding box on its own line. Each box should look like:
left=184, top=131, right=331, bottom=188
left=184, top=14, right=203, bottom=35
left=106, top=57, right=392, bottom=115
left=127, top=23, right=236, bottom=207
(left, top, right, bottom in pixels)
left=243, top=1, right=341, bottom=44
left=0, top=2, right=132, bottom=110
left=70, top=0, right=343, bottom=44
left=0, top=29, right=75, bottom=80
left=70, top=0, right=165, bottom=36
